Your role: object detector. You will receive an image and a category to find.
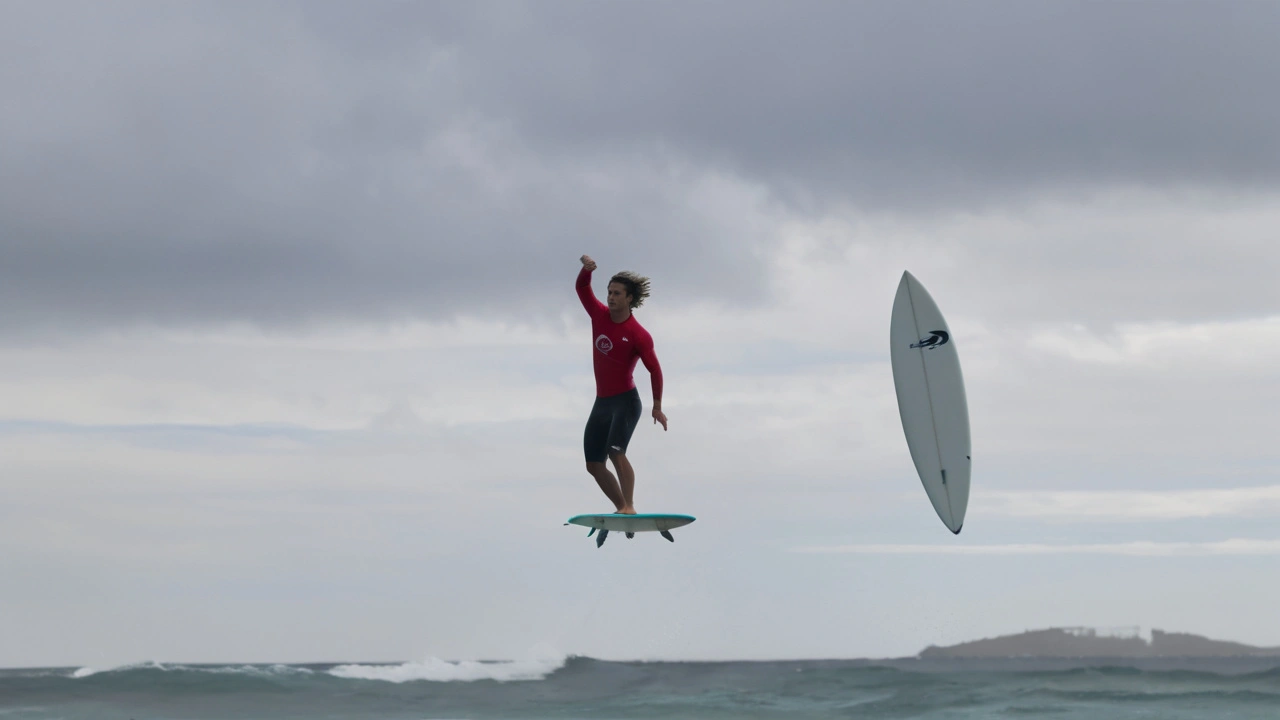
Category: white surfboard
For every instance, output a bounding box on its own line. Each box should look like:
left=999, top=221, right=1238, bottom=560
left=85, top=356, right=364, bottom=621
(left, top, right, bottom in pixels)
left=890, top=271, right=971, bottom=534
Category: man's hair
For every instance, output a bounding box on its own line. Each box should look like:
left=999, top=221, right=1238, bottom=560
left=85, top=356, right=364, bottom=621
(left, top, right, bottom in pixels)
left=609, top=271, right=651, bottom=309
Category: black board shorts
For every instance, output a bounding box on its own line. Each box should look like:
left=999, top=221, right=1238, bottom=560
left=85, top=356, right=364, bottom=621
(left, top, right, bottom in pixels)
left=583, top=388, right=643, bottom=463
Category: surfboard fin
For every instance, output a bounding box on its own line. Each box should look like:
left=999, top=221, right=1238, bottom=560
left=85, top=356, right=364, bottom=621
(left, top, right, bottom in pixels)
left=625, top=532, right=635, bottom=539
left=595, top=529, right=609, bottom=548
left=660, top=530, right=675, bottom=542
left=586, top=527, right=596, bottom=537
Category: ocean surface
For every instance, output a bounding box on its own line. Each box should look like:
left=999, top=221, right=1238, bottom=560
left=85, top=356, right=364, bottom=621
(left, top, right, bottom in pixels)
left=2, top=655, right=1278, bottom=719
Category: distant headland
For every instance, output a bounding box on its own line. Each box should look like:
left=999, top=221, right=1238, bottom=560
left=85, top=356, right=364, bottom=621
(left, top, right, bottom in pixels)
left=919, top=627, right=1280, bottom=659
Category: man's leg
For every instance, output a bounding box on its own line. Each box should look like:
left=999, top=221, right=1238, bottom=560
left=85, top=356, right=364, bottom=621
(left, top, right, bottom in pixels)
left=586, top=461, right=625, bottom=512
left=584, top=397, right=624, bottom=512
left=609, top=451, right=636, bottom=514
left=604, top=389, right=643, bottom=516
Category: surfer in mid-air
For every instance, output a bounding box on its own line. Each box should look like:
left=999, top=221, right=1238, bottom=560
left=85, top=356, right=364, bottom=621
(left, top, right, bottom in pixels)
left=577, top=255, right=666, bottom=517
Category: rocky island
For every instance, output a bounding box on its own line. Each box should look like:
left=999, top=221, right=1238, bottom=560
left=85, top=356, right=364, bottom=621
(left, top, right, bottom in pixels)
left=920, top=627, right=1280, bottom=659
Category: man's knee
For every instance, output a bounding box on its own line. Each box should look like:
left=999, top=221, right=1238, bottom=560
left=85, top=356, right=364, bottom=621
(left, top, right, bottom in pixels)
left=607, top=447, right=627, bottom=463
left=586, top=461, right=606, bottom=474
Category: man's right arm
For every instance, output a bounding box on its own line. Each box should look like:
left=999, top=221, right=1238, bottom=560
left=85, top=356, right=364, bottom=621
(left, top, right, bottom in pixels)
left=577, top=260, right=606, bottom=315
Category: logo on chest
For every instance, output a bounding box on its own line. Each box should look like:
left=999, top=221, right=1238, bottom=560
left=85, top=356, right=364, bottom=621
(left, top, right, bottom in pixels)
left=595, top=334, right=614, bottom=354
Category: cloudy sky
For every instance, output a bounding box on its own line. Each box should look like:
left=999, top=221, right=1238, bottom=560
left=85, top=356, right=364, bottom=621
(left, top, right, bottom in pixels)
left=3, top=0, right=1280, bottom=669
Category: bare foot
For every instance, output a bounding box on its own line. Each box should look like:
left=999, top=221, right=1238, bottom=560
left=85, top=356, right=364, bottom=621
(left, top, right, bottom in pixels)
left=617, top=505, right=637, bottom=515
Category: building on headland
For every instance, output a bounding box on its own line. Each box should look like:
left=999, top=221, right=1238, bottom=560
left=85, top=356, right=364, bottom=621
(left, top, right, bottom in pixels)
left=919, top=628, right=1280, bottom=659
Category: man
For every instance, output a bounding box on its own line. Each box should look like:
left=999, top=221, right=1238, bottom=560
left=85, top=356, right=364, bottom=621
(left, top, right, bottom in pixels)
left=577, top=255, right=667, bottom=521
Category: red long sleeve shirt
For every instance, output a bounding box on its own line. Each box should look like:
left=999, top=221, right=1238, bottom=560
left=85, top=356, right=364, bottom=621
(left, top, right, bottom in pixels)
left=576, top=267, right=663, bottom=401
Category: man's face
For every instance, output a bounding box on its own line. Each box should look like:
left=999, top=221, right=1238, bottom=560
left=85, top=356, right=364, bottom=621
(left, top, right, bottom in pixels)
left=607, top=282, right=632, bottom=312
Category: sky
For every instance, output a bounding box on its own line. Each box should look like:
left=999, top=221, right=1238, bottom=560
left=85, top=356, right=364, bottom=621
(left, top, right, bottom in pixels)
left=2, top=0, right=1280, bottom=669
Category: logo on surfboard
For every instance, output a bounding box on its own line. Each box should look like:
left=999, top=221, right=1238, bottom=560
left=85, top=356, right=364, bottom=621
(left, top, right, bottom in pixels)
left=595, top=334, right=614, bottom=354
left=910, top=330, right=950, bottom=349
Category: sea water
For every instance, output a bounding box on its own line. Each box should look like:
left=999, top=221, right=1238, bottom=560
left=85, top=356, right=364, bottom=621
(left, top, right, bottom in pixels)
left=2, top=655, right=1277, bottom=719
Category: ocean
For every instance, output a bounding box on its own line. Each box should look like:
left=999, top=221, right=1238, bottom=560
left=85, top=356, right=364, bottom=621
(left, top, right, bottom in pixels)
left=2, top=655, right=1278, bottom=719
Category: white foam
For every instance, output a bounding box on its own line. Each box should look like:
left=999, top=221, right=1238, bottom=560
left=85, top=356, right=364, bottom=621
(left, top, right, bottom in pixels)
left=328, top=653, right=566, bottom=684
left=69, top=662, right=313, bottom=678
left=69, top=661, right=163, bottom=678
left=204, top=664, right=315, bottom=676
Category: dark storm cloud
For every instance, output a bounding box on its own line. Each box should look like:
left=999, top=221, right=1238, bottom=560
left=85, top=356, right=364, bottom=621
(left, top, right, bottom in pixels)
left=1, top=1, right=1276, bottom=329
left=443, top=0, right=1280, bottom=206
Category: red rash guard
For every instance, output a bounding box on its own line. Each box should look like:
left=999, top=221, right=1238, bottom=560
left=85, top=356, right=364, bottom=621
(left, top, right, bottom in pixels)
left=577, top=267, right=663, bottom=401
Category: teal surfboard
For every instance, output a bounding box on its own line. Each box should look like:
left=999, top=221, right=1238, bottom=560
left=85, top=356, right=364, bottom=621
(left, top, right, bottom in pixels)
left=566, top=513, right=695, bottom=532
left=565, top=513, right=696, bottom=546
